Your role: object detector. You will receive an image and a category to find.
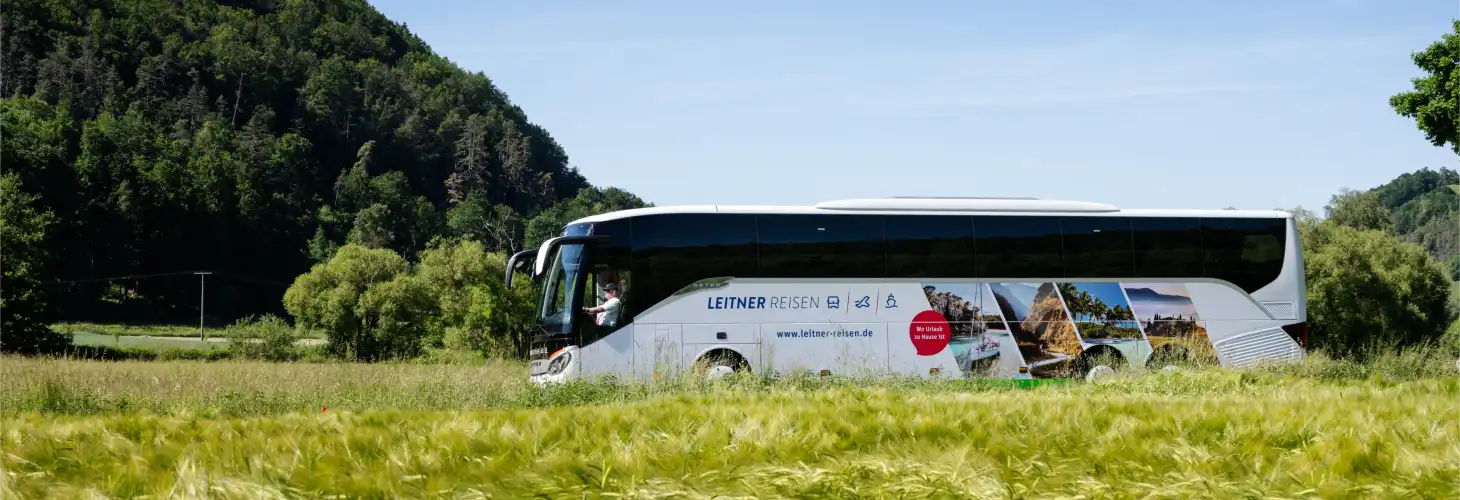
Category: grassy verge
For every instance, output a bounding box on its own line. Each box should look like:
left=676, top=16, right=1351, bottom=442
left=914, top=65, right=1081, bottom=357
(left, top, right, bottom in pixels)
left=51, top=321, right=205, bottom=338
left=67, top=331, right=230, bottom=350
left=2, top=352, right=1458, bottom=498
left=53, top=321, right=329, bottom=340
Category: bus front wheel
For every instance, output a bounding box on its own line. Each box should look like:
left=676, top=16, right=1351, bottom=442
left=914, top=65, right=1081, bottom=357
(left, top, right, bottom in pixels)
left=696, top=350, right=749, bottom=381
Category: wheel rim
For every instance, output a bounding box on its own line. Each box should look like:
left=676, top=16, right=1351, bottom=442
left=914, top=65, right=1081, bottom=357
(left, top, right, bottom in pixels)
left=704, top=364, right=734, bottom=380
left=1086, top=365, right=1116, bottom=381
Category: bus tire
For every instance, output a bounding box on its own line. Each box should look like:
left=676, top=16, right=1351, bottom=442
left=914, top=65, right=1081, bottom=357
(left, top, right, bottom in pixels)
left=1074, top=346, right=1124, bottom=381
left=1148, top=344, right=1189, bottom=371
left=1086, top=364, right=1117, bottom=381
left=696, top=349, right=749, bottom=381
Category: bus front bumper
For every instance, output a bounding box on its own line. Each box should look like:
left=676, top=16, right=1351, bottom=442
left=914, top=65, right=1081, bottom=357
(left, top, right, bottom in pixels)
left=528, top=347, right=579, bottom=385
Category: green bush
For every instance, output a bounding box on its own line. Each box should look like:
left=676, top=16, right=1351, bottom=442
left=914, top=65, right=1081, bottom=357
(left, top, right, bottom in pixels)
left=284, top=244, right=429, bottom=361
left=1302, top=223, right=1454, bottom=358
left=1443, top=318, right=1460, bottom=357
left=356, top=273, right=435, bottom=360
left=416, top=239, right=537, bottom=358
left=223, top=315, right=302, bottom=361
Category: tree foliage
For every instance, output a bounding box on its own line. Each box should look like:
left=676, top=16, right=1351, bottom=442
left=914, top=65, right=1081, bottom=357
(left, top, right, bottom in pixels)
left=523, top=187, right=652, bottom=248
left=0, top=172, right=68, bottom=354
left=1318, top=168, right=1460, bottom=272
left=0, top=0, right=609, bottom=327
left=1324, top=188, right=1394, bottom=233
left=283, top=238, right=540, bottom=361
left=1302, top=223, right=1454, bottom=358
left=1391, top=19, right=1460, bottom=154
left=1445, top=317, right=1460, bottom=356
left=283, top=244, right=419, bottom=361
left=415, top=239, right=535, bottom=358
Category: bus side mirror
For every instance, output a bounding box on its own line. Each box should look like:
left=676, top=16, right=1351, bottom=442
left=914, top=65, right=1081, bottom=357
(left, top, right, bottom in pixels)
left=505, top=248, right=539, bottom=288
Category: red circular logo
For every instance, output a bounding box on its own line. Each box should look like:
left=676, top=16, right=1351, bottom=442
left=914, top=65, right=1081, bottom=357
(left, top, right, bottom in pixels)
left=910, top=310, right=951, bottom=356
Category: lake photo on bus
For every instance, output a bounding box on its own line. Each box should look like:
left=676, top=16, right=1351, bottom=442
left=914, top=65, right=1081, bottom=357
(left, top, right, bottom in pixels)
left=920, top=283, right=1027, bottom=377
left=1122, top=283, right=1215, bottom=361
left=990, top=282, right=1083, bottom=377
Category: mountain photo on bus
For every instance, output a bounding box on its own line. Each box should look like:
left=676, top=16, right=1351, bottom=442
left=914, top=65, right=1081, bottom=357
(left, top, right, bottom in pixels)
left=990, top=282, right=1083, bottom=377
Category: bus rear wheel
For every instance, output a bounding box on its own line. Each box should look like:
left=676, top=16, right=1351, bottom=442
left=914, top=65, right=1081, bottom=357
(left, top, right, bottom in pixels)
left=1074, top=347, right=1125, bottom=382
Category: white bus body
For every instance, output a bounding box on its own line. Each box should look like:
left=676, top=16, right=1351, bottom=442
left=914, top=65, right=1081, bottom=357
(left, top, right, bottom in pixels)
left=508, top=197, right=1308, bottom=383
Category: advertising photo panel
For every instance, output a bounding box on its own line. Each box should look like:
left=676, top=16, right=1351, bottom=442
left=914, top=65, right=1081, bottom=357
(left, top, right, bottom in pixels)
left=1059, top=282, right=1152, bottom=365
left=971, top=283, right=1028, bottom=377
left=1122, top=283, right=1215, bottom=362
left=920, top=283, right=1026, bottom=378
left=989, top=282, right=1081, bottom=377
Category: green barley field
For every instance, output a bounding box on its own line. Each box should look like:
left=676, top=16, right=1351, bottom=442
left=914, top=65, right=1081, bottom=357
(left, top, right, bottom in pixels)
left=3, top=351, right=1460, bottom=499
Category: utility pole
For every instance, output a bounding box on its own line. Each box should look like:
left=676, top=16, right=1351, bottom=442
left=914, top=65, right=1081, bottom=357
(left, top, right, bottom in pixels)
left=196, top=271, right=212, bottom=340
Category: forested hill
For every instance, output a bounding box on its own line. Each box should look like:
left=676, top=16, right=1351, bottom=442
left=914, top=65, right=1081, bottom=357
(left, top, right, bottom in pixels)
left=0, top=0, right=648, bottom=324
left=1374, top=168, right=1459, bottom=269
left=1325, top=167, right=1460, bottom=279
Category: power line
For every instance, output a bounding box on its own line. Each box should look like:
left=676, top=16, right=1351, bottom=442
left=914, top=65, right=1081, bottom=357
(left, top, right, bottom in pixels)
left=44, top=270, right=291, bottom=287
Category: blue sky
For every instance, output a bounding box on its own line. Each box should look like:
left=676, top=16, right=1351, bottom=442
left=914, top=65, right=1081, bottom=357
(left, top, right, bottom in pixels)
left=369, top=0, right=1458, bottom=212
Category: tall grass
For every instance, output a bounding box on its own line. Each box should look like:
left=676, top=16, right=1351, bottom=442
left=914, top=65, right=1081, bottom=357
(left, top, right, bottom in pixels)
left=2, top=347, right=1459, bottom=498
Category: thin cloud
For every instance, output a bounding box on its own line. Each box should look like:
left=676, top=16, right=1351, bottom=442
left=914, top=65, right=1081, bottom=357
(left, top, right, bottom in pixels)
left=612, top=32, right=1396, bottom=113
left=924, top=83, right=1308, bottom=109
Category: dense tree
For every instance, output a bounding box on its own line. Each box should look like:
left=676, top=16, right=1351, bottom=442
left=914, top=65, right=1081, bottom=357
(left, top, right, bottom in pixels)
left=0, top=172, right=68, bottom=354
left=446, top=192, right=523, bottom=254
left=523, top=187, right=652, bottom=248
left=1390, top=19, right=1460, bottom=154
left=415, top=239, right=536, bottom=357
left=1, top=0, right=614, bottom=327
left=1324, top=188, right=1395, bottom=233
left=1324, top=168, right=1460, bottom=271
left=283, top=244, right=424, bottom=361
left=1302, top=223, right=1453, bottom=358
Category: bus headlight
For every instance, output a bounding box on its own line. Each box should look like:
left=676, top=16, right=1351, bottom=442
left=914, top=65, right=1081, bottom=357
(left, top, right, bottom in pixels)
left=548, top=351, right=572, bottom=375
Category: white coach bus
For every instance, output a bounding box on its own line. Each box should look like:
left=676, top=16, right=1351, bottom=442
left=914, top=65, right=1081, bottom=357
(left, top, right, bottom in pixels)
left=507, top=197, right=1308, bottom=384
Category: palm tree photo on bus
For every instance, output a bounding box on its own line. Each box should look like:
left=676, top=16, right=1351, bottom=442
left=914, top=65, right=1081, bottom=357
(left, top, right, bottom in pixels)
left=1058, top=282, right=1144, bottom=344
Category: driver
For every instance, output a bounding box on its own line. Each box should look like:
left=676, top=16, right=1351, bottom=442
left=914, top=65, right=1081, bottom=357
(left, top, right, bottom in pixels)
left=581, top=282, right=621, bottom=327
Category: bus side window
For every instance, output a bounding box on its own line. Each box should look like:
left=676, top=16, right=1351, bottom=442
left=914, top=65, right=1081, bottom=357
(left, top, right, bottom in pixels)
left=577, top=219, right=633, bottom=346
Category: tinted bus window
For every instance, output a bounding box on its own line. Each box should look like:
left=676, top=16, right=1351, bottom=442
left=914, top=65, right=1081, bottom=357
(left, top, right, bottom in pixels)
left=631, top=214, right=759, bottom=312
left=1202, top=217, right=1286, bottom=292
left=885, top=215, right=976, bottom=278
left=1130, top=217, right=1204, bottom=278
left=1061, top=217, right=1133, bottom=278
left=758, top=214, right=885, bottom=278
left=974, top=216, right=1063, bottom=278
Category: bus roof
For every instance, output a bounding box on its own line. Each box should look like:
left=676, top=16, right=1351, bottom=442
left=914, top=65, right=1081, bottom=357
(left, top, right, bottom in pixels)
left=571, top=197, right=1293, bottom=224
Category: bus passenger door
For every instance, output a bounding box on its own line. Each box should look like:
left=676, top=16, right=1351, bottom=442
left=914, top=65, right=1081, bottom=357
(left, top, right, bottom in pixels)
left=635, top=324, right=681, bottom=382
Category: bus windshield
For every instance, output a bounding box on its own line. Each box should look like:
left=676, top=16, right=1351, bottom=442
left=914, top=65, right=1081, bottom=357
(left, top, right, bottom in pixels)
left=537, top=224, right=591, bottom=332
